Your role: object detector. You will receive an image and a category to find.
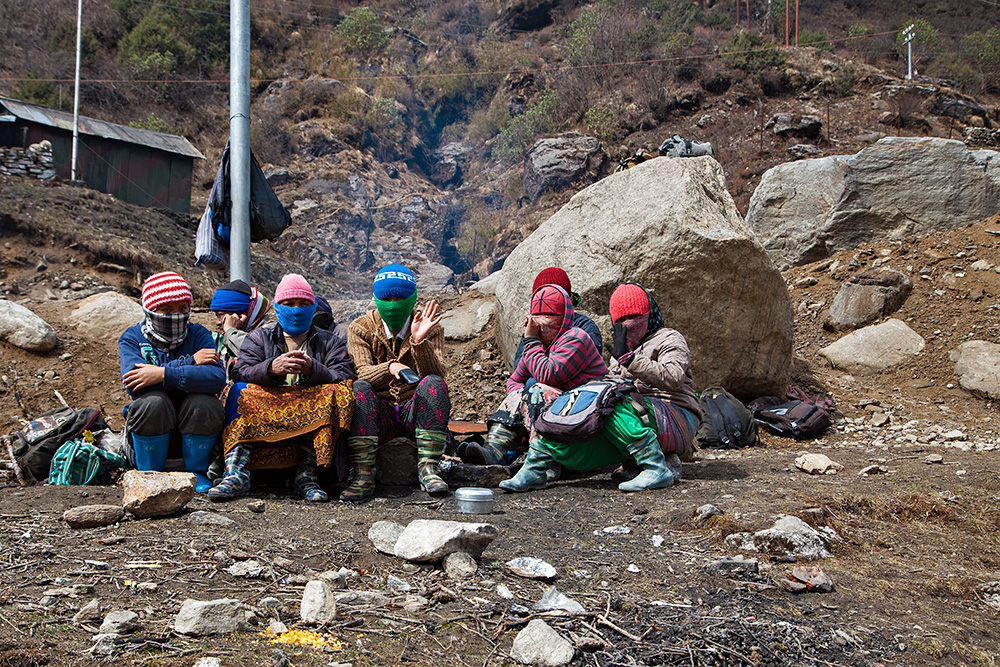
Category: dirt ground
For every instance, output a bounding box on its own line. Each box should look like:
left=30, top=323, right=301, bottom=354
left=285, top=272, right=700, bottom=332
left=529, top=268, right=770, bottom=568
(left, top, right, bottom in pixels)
left=3, top=200, right=1000, bottom=665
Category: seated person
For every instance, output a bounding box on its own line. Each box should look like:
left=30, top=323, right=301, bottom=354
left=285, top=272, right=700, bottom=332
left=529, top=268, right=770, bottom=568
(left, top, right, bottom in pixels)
left=463, top=283, right=607, bottom=466
left=342, top=264, right=450, bottom=501
left=119, top=272, right=225, bottom=492
left=209, top=279, right=271, bottom=381
left=209, top=274, right=356, bottom=502
left=500, top=283, right=702, bottom=493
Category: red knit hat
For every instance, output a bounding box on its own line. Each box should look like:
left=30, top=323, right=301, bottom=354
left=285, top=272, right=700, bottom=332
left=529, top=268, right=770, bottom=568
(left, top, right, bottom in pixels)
left=274, top=273, right=315, bottom=304
left=532, top=267, right=572, bottom=295
left=609, top=284, right=650, bottom=322
left=530, top=285, right=567, bottom=317
left=142, top=272, right=192, bottom=311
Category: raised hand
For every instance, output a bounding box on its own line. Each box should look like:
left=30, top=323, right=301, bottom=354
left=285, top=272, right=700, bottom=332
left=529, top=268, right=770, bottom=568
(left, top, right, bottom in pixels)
left=411, top=300, right=442, bottom=345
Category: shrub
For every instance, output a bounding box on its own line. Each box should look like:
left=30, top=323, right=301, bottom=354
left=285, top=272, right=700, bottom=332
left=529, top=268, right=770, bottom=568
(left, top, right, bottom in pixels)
left=336, top=7, right=390, bottom=54
left=14, top=73, right=69, bottom=110
left=961, top=28, right=1000, bottom=93
left=128, top=114, right=173, bottom=133
left=721, top=30, right=784, bottom=74
left=798, top=29, right=832, bottom=51
left=831, top=63, right=858, bottom=97
left=117, top=15, right=196, bottom=78
left=48, top=19, right=98, bottom=65
left=584, top=105, right=617, bottom=141
left=493, top=89, right=559, bottom=164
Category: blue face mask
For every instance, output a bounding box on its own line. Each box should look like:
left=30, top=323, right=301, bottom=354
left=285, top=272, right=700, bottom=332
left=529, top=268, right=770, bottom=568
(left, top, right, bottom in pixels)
left=274, top=303, right=316, bottom=337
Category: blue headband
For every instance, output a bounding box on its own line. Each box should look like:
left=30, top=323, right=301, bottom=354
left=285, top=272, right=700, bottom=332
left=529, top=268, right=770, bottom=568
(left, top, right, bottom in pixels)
left=373, top=264, right=417, bottom=300
left=210, top=289, right=252, bottom=313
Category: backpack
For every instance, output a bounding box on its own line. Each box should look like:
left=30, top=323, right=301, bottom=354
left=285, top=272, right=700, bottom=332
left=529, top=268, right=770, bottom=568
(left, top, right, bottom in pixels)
left=48, top=436, right=126, bottom=486
left=6, top=407, right=109, bottom=484
left=696, top=387, right=759, bottom=449
left=748, top=387, right=833, bottom=439
left=534, top=378, right=650, bottom=443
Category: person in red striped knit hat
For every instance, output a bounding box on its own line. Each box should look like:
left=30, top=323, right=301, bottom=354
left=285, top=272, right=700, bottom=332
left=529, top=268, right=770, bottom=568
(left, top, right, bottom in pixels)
left=118, top=272, right=226, bottom=492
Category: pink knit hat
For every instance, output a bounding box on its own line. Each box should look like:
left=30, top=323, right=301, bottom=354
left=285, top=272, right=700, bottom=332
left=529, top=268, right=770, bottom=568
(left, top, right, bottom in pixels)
left=609, top=283, right=650, bottom=323
left=274, top=274, right=315, bottom=304
left=142, top=272, right=192, bottom=311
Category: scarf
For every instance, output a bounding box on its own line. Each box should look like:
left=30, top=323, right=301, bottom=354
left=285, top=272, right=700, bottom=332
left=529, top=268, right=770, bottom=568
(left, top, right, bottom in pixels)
left=141, top=309, right=189, bottom=351
left=274, top=303, right=316, bottom=337
left=246, top=287, right=271, bottom=331
left=623, top=312, right=650, bottom=351
left=375, top=293, right=417, bottom=334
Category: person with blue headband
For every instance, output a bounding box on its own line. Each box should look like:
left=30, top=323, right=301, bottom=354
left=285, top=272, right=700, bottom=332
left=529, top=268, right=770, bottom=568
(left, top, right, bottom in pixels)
left=343, top=264, right=451, bottom=501
left=209, top=274, right=356, bottom=502
left=209, top=279, right=272, bottom=382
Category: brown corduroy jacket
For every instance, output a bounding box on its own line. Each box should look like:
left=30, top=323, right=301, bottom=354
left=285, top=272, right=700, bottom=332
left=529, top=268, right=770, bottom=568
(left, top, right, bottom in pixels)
left=347, top=309, right=447, bottom=404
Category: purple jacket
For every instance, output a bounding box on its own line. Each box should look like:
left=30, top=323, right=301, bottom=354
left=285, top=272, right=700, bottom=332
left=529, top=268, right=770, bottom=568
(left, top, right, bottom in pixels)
left=232, top=322, right=356, bottom=387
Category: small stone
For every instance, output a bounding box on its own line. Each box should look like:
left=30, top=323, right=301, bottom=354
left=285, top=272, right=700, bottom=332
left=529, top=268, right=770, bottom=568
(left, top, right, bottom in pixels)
left=795, top=453, right=844, bottom=475
left=300, top=580, right=336, bottom=625
left=532, top=587, right=585, bottom=614
left=924, top=454, right=944, bottom=464
left=63, top=505, right=124, bottom=529
left=247, top=500, right=266, bottom=513
left=626, top=564, right=640, bottom=573
left=940, top=429, right=965, bottom=441
left=444, top=552, right=478, bottom=579
left=260, top=597, right=282, bottom=610
left=90, top=633, right=120, bottom=656
left=368, top=520, right=405, bottom=556
left=316, top=570, right=347, bottom=589
left=507, top=557, right=557, bottom=580
left=121, top=471, right=196, bottom=519
left=386, top=574, right=411, bottom=592
left=393, top=520, right=499, bottom=562
left=497, top=584, right=514, bottom=599
left=174, top=598, right=247, bottom=636
left=510, top=619, right=575, bottom=666
left=226, top=560, right=264, bottom=578
left=601, top=525, right=631, bottom=534
left=188, top=510, right=237, bottom=529
left=706, top=558, right=760, bottom=577
left=692, top=504, right=723, bottom=524
left=73, top=599, right=102, bottom=623
left=85, top=560, right=109, bottom=570
left=100, top=610, right=140, bottom=634
left=137, top=582, right=157, bottom=591
left=651, top=535, right=665, bottom=547
left=268, top=620, right=288, bottom=635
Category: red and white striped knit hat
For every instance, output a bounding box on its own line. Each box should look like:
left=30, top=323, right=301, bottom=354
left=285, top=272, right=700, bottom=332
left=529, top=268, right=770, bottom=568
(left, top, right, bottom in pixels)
left=141, top=272, right=193, bottom=311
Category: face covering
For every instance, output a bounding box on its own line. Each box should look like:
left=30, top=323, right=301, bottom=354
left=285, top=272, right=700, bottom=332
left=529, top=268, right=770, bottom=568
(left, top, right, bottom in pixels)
left=375, top=293, right=417, bottom=333
left=535, top=315, right=562, bottom=347
left=622, top=313, right=650, bottom=351
left=141, top=309, right=190, bottom=351
left=274, top=303, right=316, bottom=337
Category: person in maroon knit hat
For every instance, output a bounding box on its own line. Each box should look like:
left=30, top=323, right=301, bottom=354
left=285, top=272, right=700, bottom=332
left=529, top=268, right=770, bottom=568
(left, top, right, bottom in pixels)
left=500, top=282, right=702, bottom=493
left=461, top=268, right=603, bottom=466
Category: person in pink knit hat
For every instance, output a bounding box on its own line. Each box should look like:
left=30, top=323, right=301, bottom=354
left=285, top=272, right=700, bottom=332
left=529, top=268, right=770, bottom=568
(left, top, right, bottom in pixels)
left=209, top=274, right=356, bottom=502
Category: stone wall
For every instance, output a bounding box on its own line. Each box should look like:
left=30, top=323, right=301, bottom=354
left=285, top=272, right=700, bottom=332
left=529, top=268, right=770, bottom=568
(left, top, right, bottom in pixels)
left=0, top=141, right=56, bottom=179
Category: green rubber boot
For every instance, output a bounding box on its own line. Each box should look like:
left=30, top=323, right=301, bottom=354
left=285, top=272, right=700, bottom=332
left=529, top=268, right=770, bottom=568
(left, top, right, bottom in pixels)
left=618, top=432, right=674, bottom=492
left=339, top=435, right=378, bottom=502
left=498, top=438, right=553, bottom=492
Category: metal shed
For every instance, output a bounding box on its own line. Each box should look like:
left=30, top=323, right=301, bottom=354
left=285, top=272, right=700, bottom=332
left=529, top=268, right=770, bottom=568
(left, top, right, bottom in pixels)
left=0, top=96, right=204, bottom=213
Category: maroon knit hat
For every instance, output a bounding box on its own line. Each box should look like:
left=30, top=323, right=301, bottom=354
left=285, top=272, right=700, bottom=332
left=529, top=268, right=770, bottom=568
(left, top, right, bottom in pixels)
left=532, top=267, right=572, bottom=295
left=609, top=283, right=650, bottom=322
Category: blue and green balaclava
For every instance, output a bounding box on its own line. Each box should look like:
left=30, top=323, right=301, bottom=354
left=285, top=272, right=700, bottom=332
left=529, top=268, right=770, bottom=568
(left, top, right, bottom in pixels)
left=373, top=264, right=417, bottom=334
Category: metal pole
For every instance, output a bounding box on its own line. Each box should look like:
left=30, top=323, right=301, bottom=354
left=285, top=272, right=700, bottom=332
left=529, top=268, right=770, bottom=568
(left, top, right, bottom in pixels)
left=736, top=0, right=739, bottom=31
left=907, top=39, right=912, bottom=80
left=795, top=0, right=799, bottom=45
left=70, top=0, right=82, bottom=182
left=785, top=0, right=789, bottom=46
left=229, top=0, right=251, bottom=283
left=746, top=0, right=750, bottom=29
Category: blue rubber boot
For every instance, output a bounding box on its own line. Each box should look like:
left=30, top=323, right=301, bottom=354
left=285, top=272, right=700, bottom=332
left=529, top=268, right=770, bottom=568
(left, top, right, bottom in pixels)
left=181, top=433, right=217, bottom=492
left=131, top=433, right=169, bottom=472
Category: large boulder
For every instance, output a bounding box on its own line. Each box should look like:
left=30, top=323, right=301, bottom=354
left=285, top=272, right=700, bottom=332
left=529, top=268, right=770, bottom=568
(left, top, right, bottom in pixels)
left=819, top=318, right=925, bottom=373
left=68, top=292, right=143, bottom=339
left=747, top=137, right=1000, bottom=269
left=823, top=269, right=912, bottom=331
left=952, top=341, right=1000, bottom=399
left=766, top=113, right=822, bottom=138
left=495, top=156, right=793, bottom=399
left=0, top=300, right=57, bottom=352
left=522, top=133, right=605, bottom=202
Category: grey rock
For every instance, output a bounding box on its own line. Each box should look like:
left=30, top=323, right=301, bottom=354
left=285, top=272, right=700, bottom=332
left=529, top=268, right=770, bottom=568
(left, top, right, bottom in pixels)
left=429, top=142, right=473, bottom=187
left=523, top=133, right=605, bottom=202
left=532, top=587, right=586, bottom=614
left=268, top=620, right=289, bottom=635
left=73, top=599, right=102, bottom=623
left=747, top=138, right=1000, bottom=269
left=264, top=167, right=290, bottom=186
left=334, top=591, right=389, bottom=608
left=469, top=272, right=500, bottom=295
left=416, top=262, right=455, bottom=294
left=439, top=460, right=511, bottom=488
left=100, top=610, right=139, bottom=634
left=259, top=597, right=282, bottom=610
left=188, top=511, right=238, bottom=529
left=766, top=113, right=822, bottom=138
left=976, top=581, right=1000, bottom=611
left=441, top=298, right=495, bottom=341
left=706, top=558, right=759, bottom=577
left=316, top=570, right=347, bottom=589
left=68, top=292, right=143, bottom=339
left=952, top=340, right=1000, bottom=399
left=375, top=437, right=418, bottom=486
left=121, top=471, right=196, bottom=519
left=0, top=300, right=57, bottom=352
left=247, top=500, right=266, bottom=513
left=443, top=552, right=479, bottom=579
left=174, top=598, right=247, bottom=636
left=726, top=514, right=833, bottom=561
left=788, top=144, right=824, bottom=159
left=824, top=270, right=912, bottom=331
left=300, top=580, right=336, bottom=625
left=226, top=560, right=264, bottom=578
left=693, top=504, right=723, bottom=524
left=510, top=619, right=575, bottom=666
left=394, top=519, right=499, bottom=562
left=820, top=319, right=925, bottom=373
left=90, top=633, right=121, bottom=656
left=368, top=520, right=406, bottom=555
left=858, top=464, right=888, bottom=475
left=386, top=574, right=411, bottom=592
left=496, top=156, right=792, bottom=398
left=507, top=557, right=557, bottom=579
left=63, top=505, right=124, bottom=529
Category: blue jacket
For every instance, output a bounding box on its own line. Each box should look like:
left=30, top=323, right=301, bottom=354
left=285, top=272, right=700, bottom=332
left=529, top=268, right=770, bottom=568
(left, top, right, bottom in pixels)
left=118, top=323, right=226, bottom=398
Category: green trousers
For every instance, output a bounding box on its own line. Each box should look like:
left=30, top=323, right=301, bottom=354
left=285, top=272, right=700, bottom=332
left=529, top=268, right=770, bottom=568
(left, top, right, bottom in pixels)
left=540, top=399, right=655, bottom=471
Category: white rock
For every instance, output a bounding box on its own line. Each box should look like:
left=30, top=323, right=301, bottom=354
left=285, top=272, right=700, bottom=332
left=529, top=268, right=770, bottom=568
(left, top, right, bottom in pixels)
left=510, top=619, right=575, bottom=666
left=393, top=520, right=499, bottom=562
left=189, top=510, right=238, bottom=529
left=174, top=598, right=247, bottom=636
left=74, top=599, right=102, bottom=623
left=121, top=471, right=196, bottom=519
left=68, top=292, right=143, bottom=339
left=532, top=587, right=586, bottom=614
left=0, top=300, right=57, bottom=352
left=268, top=620, right=288, bottom=635
left=794, top=453, right=843, bottom=475
left=100, top=610, right=139, bottom=634
left=368, top=520, right=405, bottom=555
left=300, top=580, right=336, bottom=625
left=750, top=515, right=833, bottom=560
left=507, top=557, right=557, bottom=580
left=443, top=552, right=479, bottom=579
left=90, top=633, right=120, bottom=656
left=386, top=574, right=411, bottom=592
left=497, top=584, right=514, bottom=599
left=953, top=340, right=1000, bottom=400
left=819, top=319, right=925, bottom=373
left=441, top=298, right=495, bottom=341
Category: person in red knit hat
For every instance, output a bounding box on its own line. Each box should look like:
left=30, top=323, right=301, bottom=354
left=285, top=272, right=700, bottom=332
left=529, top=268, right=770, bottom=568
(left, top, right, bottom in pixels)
left=501, top=282, right=703, bottom=493
left=460, top=267, right=604, bottom=466
left=118, top=272, right=226, bottom=492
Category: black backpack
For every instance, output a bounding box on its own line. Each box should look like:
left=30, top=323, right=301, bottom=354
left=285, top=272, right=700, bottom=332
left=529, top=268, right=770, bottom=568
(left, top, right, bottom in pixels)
left=696, top=387, right=759, bottom=449
left=748, top=389, right=832, bottom=439
left=5, top=407, right=109, bottom=484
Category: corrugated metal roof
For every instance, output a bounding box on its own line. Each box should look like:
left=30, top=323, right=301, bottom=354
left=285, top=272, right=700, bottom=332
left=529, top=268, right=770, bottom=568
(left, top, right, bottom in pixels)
left=0, top=96, right=204, bottom=159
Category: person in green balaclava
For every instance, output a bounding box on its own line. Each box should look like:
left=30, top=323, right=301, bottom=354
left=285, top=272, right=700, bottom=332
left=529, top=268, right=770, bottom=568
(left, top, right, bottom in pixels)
left=343, top=265, right=451, bottom=501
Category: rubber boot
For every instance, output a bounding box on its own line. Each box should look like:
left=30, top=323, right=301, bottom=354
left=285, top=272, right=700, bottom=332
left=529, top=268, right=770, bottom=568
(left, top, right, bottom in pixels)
left=207, top=444, right=251, bottom=500
left=416, top=429, right=449, bottom=495
left=181, top=433, right=217, bottom=493
left=294, top=442, right=328, bottom=502
left=498, top=438, right=553, bottom=492
left=618, top=432, right=674, bottom=492
left=665, top=452, right=683, bottom=481
left=461, top=423, right=514, bottom=465
left=339, top=435, right=378, bottom=502
left=131, top=433, right=169, bottom=472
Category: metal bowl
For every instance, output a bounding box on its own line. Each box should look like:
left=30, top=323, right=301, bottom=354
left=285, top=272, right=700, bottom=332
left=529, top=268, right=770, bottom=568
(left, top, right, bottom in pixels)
left=455, top=487, right=495, bottom=514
